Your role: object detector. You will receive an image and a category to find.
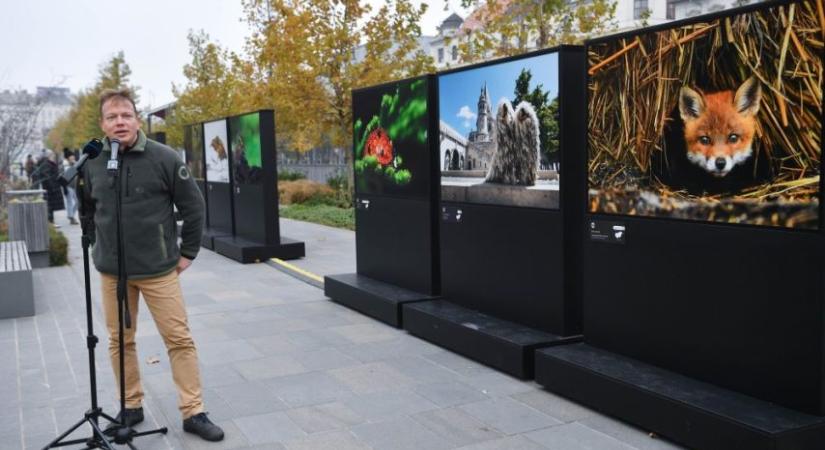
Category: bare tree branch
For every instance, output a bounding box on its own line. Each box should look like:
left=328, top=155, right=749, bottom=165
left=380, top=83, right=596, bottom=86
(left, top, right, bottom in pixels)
left=0, top=90, right=45, bottom=180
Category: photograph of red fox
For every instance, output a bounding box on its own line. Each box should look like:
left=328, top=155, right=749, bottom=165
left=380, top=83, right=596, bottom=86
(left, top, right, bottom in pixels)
left=587, top=0, right=822, bottom=229
left=679, top=77, right=761, bottom=178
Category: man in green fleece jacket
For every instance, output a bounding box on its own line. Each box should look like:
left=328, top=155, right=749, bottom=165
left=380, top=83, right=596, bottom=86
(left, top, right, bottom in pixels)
left=82, top=88, right=223, bottom=442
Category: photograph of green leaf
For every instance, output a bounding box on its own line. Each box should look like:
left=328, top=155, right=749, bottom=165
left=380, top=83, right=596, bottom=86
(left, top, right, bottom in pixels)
left=229, top=111, right=263, bottom=184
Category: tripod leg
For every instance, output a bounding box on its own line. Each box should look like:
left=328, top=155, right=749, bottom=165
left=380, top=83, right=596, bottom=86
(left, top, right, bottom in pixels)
left=132, top=426, right=168, bottom=437
left=42, top=417, right=87, bottom=449
left=42, top=416, right=117, bottom=450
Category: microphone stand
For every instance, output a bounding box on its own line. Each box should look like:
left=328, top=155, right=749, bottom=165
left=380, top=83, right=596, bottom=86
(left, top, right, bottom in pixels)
left=43, top=165, right=119, bottom=450
left=108, top=148, right=168, bottom=448
left=44, top=147, right=167, bottom=449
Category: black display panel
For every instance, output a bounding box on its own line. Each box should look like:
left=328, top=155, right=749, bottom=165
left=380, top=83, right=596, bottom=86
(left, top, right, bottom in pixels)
left=584, top=217, right=825, bottom=414
left=206, top=182, right=233, bottom=234
left=352, top=77, right=431, bottom=200
left=229, top=112, right=264, bottom=185
left=203, top=118, right=233, bottom=234
left=439, top=51, right=560, bottom=209
left=440, top=203, right=564, bottom=331
left=587, top=0, right=822, bottom=229
left=228, top=110, right=278, bottom=245
left=436, top=47, right=586, bottom=336
left=183, top=124, right=205, bottom=182
left=356, top=196, right=435, bottom=294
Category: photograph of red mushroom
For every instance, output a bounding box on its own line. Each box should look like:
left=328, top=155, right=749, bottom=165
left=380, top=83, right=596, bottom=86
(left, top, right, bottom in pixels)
left=352, top=77, right=430, bottom=199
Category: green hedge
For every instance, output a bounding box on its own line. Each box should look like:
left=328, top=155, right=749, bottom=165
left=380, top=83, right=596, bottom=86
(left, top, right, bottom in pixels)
left=278, top=169, right=307, bottom=181
left=49, top=224, right=69, bottom=266
left=280, top=204, right=354, bottom=230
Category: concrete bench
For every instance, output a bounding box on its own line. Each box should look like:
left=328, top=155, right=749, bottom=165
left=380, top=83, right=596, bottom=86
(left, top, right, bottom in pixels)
left=0, top=241, right=35, bottom=319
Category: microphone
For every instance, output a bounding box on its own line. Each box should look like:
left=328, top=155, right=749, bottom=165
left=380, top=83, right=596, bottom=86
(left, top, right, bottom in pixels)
left=107, top=138, right=121, bottom=174
left=59, top=139, right=104, bottom=186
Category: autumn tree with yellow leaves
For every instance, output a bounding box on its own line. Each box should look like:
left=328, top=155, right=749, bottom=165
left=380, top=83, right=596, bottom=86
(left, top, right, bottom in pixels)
left=162, top=31, right=255, bottom=149
left=454, top=0, right=617, bottom=62
left=170, top=0, right=435, bottom=164
left=46, top=52, right=138, bottom=151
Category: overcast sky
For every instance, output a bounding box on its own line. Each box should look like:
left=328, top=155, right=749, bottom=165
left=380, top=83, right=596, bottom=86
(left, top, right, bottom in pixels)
left=0, top=0, right=470, bottom=109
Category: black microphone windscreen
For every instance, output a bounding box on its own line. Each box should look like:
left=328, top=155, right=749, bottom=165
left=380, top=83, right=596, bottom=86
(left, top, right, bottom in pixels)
left=83, top=138, right=104, bottom=159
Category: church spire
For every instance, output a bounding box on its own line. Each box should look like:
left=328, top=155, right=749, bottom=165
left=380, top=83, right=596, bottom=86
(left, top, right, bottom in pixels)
left=476, top=82, right=491, bottom=141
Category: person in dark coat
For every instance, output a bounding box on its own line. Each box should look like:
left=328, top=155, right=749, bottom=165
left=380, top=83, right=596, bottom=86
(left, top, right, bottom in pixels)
left=24, top=154, right=35, bottom=183
left=31, top=149, right=65, bottom=223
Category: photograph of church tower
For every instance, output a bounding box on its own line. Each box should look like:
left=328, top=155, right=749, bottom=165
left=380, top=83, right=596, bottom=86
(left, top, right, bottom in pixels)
left=439, top=52, right=561, bottom=209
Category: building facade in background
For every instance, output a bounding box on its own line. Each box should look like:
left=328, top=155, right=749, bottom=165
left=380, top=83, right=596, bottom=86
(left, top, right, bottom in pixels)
left=425, top=0, right=754, bottom=69
left=0, top=87, right=73, bottom=149
left=0, top=86, right=73, bottom=176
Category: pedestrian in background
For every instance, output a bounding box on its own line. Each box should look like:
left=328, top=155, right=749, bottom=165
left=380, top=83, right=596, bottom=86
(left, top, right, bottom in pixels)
left=62, top=149, right=78, bottom=224
left=24, top=154, right=35, bottom=184
left=32, top=149, right=65, bottom=224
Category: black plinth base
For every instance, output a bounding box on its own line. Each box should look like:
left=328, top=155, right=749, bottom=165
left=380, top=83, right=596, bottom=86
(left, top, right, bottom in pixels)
left=403, top=300, right=579, bottom=379
left=201, top=228, right=232, bottom=250
left=324, top=273, right=435, bottom=328
left=535, top=343, right=825, bottom=450
left=213, top=236, right=305, bottom=263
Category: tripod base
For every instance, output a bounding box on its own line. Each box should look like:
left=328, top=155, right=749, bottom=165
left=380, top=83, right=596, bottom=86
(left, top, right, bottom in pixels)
left=43, top=407, right=167, bottom=450
left=43, top=407, right=116, bottom=449
left=110, top=424, right=168, bottom=448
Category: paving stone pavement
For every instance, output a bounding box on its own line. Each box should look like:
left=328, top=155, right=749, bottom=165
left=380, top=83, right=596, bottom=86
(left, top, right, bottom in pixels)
left=278, top=219, right=356, bottom=277
left=0, top=212, right=685, bottom=449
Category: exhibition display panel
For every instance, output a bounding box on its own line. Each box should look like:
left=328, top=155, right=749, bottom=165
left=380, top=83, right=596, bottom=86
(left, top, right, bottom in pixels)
left=212, top=110, right=305, bottom=262
left=325, top=75, right=440, bottom=327
left=404, top=46, right=588, bottom=379
left=201, top=118, right=233, bottom=249
left=535, top=1, right=825, bottom=448
left=183, top=123, right=207, bottom=226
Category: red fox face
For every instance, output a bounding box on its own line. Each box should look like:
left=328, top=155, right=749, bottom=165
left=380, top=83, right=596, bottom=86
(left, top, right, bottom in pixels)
left=678, top=77, right=761, bottom=177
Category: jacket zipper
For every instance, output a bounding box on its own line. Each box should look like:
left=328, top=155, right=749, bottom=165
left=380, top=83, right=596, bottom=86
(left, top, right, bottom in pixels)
left=125, top=160, right=131, bottom=197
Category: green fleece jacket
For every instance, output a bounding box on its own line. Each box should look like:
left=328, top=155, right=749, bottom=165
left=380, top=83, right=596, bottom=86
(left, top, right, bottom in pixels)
left=82, top=130, right=204, bottom=279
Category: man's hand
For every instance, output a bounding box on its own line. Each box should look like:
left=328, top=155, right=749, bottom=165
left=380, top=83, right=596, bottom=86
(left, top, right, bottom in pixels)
left=177, top=256, right=192, bottom=274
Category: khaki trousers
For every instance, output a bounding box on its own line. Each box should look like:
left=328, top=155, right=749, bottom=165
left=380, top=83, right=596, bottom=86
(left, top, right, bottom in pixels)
left=100, top=270, right=204, bottom=419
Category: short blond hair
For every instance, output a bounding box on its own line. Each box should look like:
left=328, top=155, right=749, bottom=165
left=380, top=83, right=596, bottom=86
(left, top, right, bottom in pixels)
left=99, top=88, right=138, bottom=117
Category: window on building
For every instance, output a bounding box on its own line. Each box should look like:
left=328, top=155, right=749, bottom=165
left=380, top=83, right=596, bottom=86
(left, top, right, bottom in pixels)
left=667, top=3, right=675, bottom=19
left=451, top=46, right=458, bottom=61
left=438, top=48, right=444, bottom=63
left=634, top=0, right=649, bottom=19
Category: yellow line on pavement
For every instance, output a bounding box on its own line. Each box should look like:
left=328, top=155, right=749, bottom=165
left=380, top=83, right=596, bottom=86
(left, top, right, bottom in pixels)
left=270, top=258, right=324, bottom=283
